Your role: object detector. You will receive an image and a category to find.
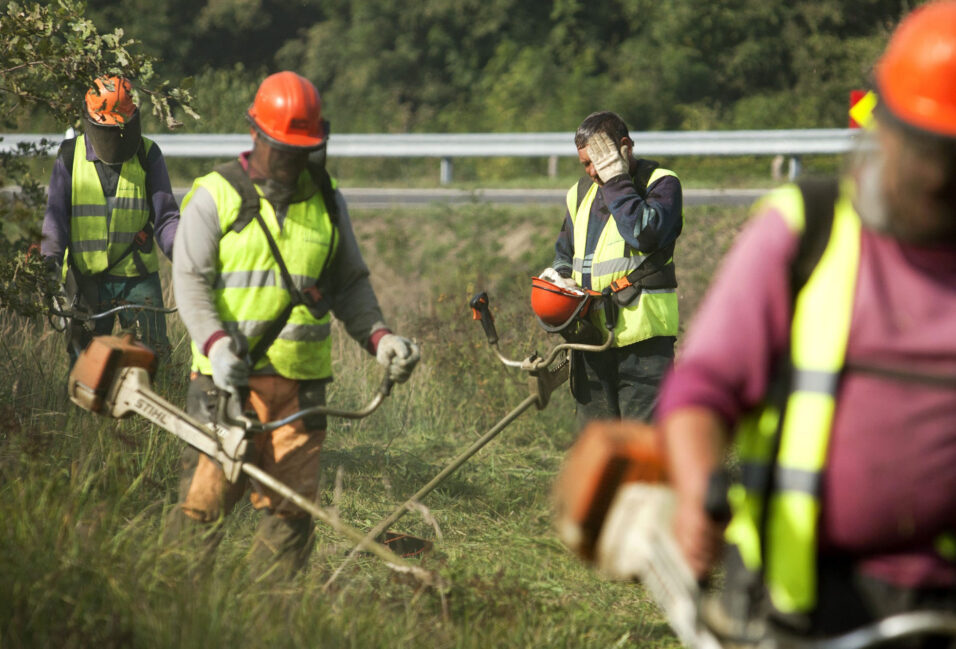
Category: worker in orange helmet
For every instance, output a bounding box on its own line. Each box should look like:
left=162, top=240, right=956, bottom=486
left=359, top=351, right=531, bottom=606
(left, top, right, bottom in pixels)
left=654, top=1, right=956, bottom=645
left=42, top=76, right=178, bottom=364
left=166, top=71, right=420, bottom=577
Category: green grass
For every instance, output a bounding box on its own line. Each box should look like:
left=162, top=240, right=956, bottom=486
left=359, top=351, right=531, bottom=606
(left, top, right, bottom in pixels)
left=0, top=201, right=752, bottom=648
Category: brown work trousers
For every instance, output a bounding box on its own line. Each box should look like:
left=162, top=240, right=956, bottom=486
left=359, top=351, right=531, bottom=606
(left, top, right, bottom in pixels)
left=164, top=373, right=328, bottom=578
left=176, top=373, right=328, bottom=520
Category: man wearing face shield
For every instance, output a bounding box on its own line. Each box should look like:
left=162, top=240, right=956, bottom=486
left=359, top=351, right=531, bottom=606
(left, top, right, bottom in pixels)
left=41, top=76, right=179, bottom=364
left=167, top=71, right=420, bottom=577
left=654, top=1, right=956, bottom=643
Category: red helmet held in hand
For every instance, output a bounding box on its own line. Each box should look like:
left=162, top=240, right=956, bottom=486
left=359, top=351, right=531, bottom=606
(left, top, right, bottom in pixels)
left=531, top=276, right=594, bottom=332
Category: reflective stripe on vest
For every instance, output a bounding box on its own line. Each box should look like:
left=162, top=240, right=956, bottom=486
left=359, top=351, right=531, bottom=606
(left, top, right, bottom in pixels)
left=184, top=169, right=338, bottom=380
left=566, top=168, right=681, bottom=346
left=70, top=134, right=156, bottom=276
left=724, top=181, right=861, bottom=613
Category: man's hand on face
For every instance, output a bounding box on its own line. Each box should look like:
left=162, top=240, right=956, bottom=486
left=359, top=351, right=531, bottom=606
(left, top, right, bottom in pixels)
left=587, top=132, right=630, bottom=184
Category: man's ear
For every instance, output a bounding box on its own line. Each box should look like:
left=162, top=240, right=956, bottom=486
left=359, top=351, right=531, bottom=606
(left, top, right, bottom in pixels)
left=620, top=137, right=634, bottom=159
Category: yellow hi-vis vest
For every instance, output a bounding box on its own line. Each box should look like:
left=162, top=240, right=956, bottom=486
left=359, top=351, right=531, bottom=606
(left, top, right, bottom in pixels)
left=567, top=168, right=681, bottom=346
left=724, top=180, right=861, bottom=614
left=70, top=134, right=157, bottom=276
left=183, top=168, right=338, bottom=380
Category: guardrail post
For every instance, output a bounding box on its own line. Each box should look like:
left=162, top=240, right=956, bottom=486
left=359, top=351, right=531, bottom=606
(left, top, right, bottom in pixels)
left=548, top=155, right=558, bottom=179
left=440, top=157, right=453, bottom=185
left=787, top=155, right=802, bottom=180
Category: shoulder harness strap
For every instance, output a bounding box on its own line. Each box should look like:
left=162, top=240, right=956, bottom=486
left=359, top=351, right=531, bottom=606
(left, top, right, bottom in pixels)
left=214, top=159, right=262, bottom=234
left=791, top=178, right=839, bottom=296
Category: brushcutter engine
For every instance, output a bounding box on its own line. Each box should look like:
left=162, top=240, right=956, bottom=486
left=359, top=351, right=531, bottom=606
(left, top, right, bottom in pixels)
left=552, top=421, right=722, bottom=649
left=68, top=333, right=250, bottom=482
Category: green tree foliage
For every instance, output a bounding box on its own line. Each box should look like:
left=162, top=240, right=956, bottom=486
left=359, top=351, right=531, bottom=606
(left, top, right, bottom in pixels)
left=74, top=0, right=918, bottom=134
left=0, top=0, right=196, bottom=316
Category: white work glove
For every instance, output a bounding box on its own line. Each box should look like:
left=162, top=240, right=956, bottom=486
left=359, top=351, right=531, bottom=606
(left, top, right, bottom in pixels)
left=376, top=333, right=421, bottom=383
left=539, top=267, right=581, bottom=292
left=587, top=131, right=630, bottom=184
left=208, top=336, right=249, bottom=393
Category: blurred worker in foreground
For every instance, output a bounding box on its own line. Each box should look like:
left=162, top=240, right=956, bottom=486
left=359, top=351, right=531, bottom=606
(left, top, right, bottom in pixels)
left=42, top=76, right=178, bottom=364
left=657, top=1, right=956, bottom=643
left=538, top=111, right=683, bottom=425
left=166, top=71, right=420, bottom=577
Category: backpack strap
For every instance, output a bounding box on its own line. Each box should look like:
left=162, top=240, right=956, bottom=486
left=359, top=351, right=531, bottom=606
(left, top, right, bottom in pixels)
left=214, top=160, right=262, bottom=234
left=213, top=159, right=340, bottom=366
left=574, top=175, right=592, bottom=214
left=791, top=178, right=839, bottom=297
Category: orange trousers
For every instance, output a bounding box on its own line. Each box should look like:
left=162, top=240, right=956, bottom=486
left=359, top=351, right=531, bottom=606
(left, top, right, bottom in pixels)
left=175, top=373, right=328, bottom=522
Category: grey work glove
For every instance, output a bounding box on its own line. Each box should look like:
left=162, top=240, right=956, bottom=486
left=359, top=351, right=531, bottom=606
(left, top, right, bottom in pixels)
left=539, top=267, right=581, bottom=292
left=208, top=336, right=249, bottom=394
left=587, top=132, right=630, bottom=184
left=376, top=333, right=421, bottom=383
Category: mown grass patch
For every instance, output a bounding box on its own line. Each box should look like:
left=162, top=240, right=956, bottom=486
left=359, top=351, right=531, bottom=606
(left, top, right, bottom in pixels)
left=0, top=200, right=752, bottom=648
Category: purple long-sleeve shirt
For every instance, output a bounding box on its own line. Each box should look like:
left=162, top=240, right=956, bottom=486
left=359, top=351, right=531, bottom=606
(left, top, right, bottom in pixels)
left=657, top=183, right=956, bottom=589
left=41, top=135, right=179, bottom=269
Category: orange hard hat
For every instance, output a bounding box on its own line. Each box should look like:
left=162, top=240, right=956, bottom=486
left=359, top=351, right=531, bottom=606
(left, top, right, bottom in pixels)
left=875, top=0, right=956, bottom=137
left=85, top=76, right=137, bottom=126
left=531, top=276, right=592, bottom=329
left=247, top=71, right=326, bottom=150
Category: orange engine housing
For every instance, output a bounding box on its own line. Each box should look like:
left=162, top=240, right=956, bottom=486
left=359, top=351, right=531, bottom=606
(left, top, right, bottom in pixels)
left=552, top=420, right=668, bottom=561
left=68, top=334, right=157, bottom=413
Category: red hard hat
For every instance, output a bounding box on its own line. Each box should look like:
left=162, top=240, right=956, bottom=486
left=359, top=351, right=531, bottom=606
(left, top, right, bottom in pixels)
left=531, top=277, right=591, bottom=327
left=85, top=76, right=137, bottom=126
left=875, top=0, right=956, bottom=137
left=247, top=71, right=326, bottom=150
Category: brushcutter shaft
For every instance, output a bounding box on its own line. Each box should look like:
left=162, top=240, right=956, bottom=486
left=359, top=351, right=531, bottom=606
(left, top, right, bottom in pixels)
left=239, top=463, right=437, bottom=585
left=324, top=393, right=541, bottom=591
left=107, top=366, right=249, bottom=481
left=595, top=484, right=722, bottom=649
left=82, top=364, right=439, bottom=586
left=369, top=393, right=539, bottom=537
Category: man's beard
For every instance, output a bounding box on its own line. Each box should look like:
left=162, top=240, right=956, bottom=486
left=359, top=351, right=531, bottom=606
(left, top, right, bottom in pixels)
left=856, top=154, right=956, bottom=246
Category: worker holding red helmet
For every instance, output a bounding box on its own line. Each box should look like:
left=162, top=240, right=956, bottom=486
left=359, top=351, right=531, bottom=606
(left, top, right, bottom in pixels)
left=539, top=111, right=684, bottom=427
left=656, top=1, right=956, bottom=643
left=41, top=76, right=179, bottom=364
left=166, top=71, right=420, bottom=577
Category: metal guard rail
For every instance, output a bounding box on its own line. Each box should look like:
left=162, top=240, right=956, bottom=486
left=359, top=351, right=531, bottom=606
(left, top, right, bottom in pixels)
left=1, top=129, right=866, bottom=158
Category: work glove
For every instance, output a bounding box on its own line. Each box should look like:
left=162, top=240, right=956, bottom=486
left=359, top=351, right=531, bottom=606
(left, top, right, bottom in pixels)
left=539, top=267, right=581, bottom=292
left=376, top=333, right=421, bottom=383
left=208, top=336, right=249, bottom=395
left=587, top=132, right=630, bottom=184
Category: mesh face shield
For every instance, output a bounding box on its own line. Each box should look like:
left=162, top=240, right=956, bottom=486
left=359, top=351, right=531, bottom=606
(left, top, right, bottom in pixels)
left=84, top=108, right=142, bottom=164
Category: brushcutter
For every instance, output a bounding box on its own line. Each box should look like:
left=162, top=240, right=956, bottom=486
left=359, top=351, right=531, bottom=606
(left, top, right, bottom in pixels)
left=67, top=333, right=443, bottom=588
left=552, top=421, right=956, bottom=649
left=322, top=287, right=618, bottom=590
left=47, top=293, right=178, bottom=359
left=48, top=301, right=178, bottom=328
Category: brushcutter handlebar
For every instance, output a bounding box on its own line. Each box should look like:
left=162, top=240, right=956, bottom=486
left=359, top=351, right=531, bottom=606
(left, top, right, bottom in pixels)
left=469, top=291, right=615, bottom=371
left=469, top=292, right=498, bottom=345
left=248, top=372, right=394, bottom=433
left=50, top=302, right=178, bottom=322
